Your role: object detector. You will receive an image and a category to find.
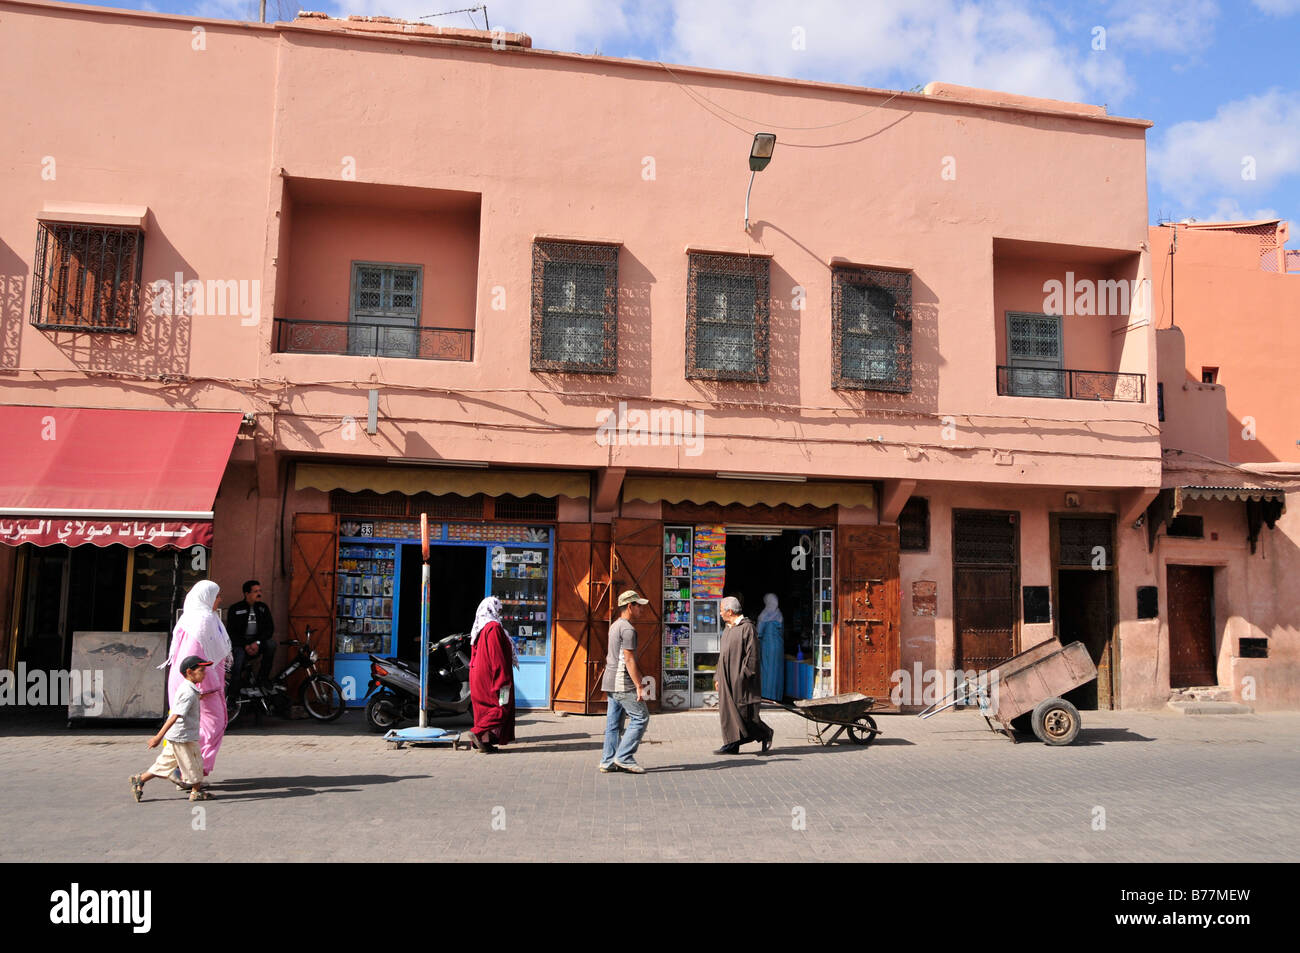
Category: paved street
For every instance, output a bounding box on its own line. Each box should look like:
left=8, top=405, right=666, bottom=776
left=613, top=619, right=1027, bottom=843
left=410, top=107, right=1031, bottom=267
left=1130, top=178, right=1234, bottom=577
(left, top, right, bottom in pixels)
left=2, top=706, right=1297, bottom=862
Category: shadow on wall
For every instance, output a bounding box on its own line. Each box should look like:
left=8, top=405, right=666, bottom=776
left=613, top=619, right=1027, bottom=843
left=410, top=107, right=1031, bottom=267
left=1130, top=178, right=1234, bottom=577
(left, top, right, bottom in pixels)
left=28, top=215, right=195, bottom=378
left=0, top=238, right=24, bottom=370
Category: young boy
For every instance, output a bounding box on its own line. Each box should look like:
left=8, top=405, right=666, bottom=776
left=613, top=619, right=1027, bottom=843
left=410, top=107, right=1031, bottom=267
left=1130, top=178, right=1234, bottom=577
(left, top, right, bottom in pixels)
left=129, top=655, right=214, bottom=802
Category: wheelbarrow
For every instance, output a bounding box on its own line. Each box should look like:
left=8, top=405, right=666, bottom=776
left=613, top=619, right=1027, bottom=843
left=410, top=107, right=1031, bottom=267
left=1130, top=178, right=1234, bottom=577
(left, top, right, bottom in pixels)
left=917, top=638, right=1098, bottom=745
left=768, top=691, right=883, bottom=746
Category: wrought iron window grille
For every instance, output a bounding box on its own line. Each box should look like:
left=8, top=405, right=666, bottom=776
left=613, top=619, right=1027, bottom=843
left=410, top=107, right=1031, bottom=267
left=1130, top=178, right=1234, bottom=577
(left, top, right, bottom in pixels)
left=530, top=241, right=618, bottom=374
left=29, top=222, right=144, bottom=333
left=685, top=252, right=770, bottom=382
left=831, top=266, right=912, bottom=392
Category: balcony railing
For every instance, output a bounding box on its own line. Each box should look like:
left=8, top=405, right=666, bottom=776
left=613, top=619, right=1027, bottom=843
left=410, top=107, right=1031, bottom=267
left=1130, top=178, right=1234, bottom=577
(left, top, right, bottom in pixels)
left=274, top=318, right=473, bottom=361
left=997, top=366, right=1146, bottom=402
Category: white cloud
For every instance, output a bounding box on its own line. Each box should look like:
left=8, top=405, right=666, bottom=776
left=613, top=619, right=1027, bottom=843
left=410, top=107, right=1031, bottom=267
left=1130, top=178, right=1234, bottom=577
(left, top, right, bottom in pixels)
left=1252, top=0, right=1300, bottom=14
left=1106, top=0, right=1218, bottom=53
left=1149, top=90, right=1300, bottom=210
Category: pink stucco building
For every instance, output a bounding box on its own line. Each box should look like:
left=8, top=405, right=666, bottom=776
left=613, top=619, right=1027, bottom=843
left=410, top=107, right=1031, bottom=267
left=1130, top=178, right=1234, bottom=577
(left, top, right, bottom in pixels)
left=1, top=1, right=1291, bottom=718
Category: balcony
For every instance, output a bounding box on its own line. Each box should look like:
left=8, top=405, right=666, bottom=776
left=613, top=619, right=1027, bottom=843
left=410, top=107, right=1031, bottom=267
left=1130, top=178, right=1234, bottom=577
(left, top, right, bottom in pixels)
left=997, top=366, right=1145, bottom=402
left=274, top=317, right=473, bottom=361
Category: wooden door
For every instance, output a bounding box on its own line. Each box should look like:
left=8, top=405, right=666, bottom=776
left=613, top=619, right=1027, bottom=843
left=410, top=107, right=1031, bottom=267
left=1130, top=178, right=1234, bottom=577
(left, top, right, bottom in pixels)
left=551, top=522, right=607, bottom=713
left=289, top=513, right=337, bottom=683
left=1168, top=565, right=1217, bottom=687
left=610, top=518, right=662, bottom=711
left=836, top=525, right=899, bottom=700
left=953, top=510, right=1019, bottom=671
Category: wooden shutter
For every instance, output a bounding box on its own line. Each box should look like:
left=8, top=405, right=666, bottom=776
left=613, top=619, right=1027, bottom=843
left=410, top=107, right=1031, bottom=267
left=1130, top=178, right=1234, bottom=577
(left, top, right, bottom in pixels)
left=289, top=513, right=337, bottom=686
left=610, top=518, right=663, bottom=711
left=836, top=525, right=900, bottom=702
left=552, top=522, right=600, bottom=713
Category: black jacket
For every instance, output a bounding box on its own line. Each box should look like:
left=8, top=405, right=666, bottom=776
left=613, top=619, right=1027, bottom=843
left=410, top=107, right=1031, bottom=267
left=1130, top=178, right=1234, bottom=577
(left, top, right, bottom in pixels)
left=226, top=600, right=275, bottom=647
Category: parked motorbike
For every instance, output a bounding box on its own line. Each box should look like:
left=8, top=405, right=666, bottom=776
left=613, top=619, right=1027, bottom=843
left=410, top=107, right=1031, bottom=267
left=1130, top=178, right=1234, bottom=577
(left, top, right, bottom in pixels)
left=364, top=631, right=472, bottom=732
left=228, top=627, right=345, bottom=726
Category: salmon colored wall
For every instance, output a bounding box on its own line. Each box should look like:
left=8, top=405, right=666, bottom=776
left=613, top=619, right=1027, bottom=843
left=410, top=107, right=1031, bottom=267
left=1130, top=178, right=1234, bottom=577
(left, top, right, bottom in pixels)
left=1150, top=225, right=1300, bottom=463
left=0, top=3, right=1158, bottom=495
left=282, top=193, right=480, bottom=332
left=1139, top=497, right=1300, bottom=710
left=1157, top=327, right=1229, bottom=459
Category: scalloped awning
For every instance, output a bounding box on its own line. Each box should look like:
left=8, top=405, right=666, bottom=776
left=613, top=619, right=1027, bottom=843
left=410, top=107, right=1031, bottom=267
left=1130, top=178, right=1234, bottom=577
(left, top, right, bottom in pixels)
left=622, top=476, right=873, bottom=509
left=294, top=463, right=588, bottom=500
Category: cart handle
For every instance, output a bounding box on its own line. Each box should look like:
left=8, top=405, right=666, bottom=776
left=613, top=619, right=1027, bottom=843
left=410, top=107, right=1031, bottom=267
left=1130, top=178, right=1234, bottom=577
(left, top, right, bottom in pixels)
left=917, top=679, right=982, bottom=719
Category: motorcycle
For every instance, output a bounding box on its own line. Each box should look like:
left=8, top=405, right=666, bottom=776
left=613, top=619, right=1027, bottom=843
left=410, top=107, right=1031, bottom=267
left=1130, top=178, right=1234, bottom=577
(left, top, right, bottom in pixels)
left=228, top=627, right=346, bottom=726
left=364, top=631, right=472, bottom=733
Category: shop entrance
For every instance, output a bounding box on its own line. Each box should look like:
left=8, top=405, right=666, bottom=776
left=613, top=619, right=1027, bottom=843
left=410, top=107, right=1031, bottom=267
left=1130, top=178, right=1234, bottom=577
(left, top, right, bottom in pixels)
left=16, top=544, right=130, bottom=673
left=397, top=544, right=486, bottom=662
left=1058, top=570, right=1111, bottom=709
left=723, top=529, right=815, bottom=701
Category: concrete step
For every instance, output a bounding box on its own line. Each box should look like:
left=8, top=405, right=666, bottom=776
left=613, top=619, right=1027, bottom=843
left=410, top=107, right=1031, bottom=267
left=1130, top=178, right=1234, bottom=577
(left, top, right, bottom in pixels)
left=1167, top=701, right=1254, bottom=715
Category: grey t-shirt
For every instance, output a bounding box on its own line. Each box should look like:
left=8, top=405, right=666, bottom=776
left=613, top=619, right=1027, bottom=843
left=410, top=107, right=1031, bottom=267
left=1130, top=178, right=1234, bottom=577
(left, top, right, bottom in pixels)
left=166, top=680, right=201, bottom=743
left=602, top=618, right=638, bottom=694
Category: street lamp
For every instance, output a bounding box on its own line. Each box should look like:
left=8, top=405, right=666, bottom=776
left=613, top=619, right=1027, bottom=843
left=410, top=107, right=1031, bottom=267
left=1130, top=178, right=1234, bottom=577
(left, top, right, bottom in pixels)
left=744, top=132, right=777, bottom=231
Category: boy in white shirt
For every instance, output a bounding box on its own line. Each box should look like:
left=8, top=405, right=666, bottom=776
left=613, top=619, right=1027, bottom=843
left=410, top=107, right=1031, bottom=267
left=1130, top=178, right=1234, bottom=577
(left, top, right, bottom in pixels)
left=129, top=655, right=214, bottom=802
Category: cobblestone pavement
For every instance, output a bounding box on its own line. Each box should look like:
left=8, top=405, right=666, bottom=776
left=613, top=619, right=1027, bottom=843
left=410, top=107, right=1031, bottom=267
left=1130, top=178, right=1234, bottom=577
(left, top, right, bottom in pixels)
left=2, top=706, right=1297, bottom=862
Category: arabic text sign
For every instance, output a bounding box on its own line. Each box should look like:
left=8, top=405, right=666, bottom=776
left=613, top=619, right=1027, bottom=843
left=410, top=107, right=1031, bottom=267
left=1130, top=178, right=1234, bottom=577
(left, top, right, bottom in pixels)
left=0, top=519, right=212, bottom=549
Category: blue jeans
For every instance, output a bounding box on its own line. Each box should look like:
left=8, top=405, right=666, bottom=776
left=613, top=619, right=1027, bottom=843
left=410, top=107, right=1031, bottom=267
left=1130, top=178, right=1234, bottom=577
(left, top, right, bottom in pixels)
left=601, top=691, right=649, bottom=766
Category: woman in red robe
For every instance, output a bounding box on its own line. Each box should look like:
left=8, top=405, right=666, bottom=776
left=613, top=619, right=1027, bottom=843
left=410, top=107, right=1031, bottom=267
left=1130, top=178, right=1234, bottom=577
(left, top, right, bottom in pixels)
left=468, top=596, right=516, bottom=752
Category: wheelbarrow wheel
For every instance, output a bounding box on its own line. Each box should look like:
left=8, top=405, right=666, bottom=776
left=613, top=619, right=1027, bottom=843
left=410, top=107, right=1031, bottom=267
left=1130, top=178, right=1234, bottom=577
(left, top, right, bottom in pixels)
left=845, top=715, right=879, bottom=746
left=1031, top=697, right=1081, bottom=746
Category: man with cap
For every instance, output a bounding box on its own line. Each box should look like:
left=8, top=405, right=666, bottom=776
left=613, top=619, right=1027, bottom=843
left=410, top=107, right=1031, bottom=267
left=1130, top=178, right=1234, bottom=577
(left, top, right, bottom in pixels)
left=599, top=590, right=651, bottom=774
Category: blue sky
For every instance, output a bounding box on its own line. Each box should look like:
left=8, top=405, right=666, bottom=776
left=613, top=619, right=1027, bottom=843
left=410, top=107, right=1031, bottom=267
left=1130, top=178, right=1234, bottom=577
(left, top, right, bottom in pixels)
left=77, top=0, right=1300, bottom=230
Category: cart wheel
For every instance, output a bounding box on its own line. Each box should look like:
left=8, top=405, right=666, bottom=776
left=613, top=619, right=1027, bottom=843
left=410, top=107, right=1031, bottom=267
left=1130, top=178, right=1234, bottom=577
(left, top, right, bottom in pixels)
left=845, top=715, right=879, bottom=746
left=1031, top=697, right=1081, bottom=746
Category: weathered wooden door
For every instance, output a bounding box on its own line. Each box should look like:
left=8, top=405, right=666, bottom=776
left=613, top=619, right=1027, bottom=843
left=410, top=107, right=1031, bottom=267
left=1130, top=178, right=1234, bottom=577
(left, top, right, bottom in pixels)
left=836, top=525, right=899, bottom=700
left=1168, top=565, right=1217, bottom=687
left=610, top=518, right=662, bottom=711
left=551, top=522, right=612, bottom=713
left=289, top=513, right=337, bottom=683
left=953, top=511, right=1019, bottom=672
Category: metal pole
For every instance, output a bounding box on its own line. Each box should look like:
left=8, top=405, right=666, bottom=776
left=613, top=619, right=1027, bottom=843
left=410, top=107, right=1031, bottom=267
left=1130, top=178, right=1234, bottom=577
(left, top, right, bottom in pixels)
left=744, top=170, right=756, bottom=231
left=419, top=559, right=429, bottom=728
left=259, top=0, right=266, bottom=23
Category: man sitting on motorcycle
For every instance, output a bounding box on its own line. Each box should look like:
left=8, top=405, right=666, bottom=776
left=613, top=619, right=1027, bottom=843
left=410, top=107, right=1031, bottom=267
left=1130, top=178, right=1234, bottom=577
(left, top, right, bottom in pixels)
left=227, top=580, right=276, bottom=704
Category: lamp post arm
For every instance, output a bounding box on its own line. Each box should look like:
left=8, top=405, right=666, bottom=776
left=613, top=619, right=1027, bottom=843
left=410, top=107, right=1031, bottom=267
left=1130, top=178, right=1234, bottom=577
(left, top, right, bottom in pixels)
left=744, top=170, right=757, bottom=231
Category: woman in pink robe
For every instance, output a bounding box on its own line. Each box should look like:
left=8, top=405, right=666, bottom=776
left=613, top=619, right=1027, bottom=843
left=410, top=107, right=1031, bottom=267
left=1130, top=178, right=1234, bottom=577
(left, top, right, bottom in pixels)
left=162, top=581, right=232, bottom=776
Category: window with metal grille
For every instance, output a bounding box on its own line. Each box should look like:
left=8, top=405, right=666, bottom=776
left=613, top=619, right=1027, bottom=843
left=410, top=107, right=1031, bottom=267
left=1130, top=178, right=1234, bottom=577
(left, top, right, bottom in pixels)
left=1005, top=311, right=1063, bottom=397
left=686, top=253, right=769, bottom=381
left=30, top=222, right=144, bottom=332
left=494, top=495, right=558, bottom=521
left=530, top=241, right=618, bottom=373
left=348, top=262, right=422, bottom=358
left=1058, top=517, right=1111, bottom=567
left=899, top=497, right=929, bottom=552
left=953, top=511, right=1017, bottom=565
left=832, top=266, right=912, bottom=391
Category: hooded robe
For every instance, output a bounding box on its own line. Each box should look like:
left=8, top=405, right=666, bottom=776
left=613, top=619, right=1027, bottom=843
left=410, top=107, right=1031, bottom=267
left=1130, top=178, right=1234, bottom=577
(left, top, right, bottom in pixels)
left=716, top=615, right=769, bottom=746
left=162, top=580, right=232, bottom=775
left=756, top=594, right=784, bottom=700
left=469, top=596, right=516, bottom=744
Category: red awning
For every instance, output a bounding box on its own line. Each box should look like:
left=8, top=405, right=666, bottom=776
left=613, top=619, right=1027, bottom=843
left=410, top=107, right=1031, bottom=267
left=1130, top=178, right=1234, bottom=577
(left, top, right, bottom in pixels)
left=0, top=406, right=242, bottom=546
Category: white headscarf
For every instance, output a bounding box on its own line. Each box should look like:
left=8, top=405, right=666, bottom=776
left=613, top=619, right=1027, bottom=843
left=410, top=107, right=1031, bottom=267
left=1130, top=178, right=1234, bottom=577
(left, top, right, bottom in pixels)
left=470, top=596, right=518, bottom=668
left=162, top=580, right=232, bottom=669
left=758, top=593, right=783, bottom=624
